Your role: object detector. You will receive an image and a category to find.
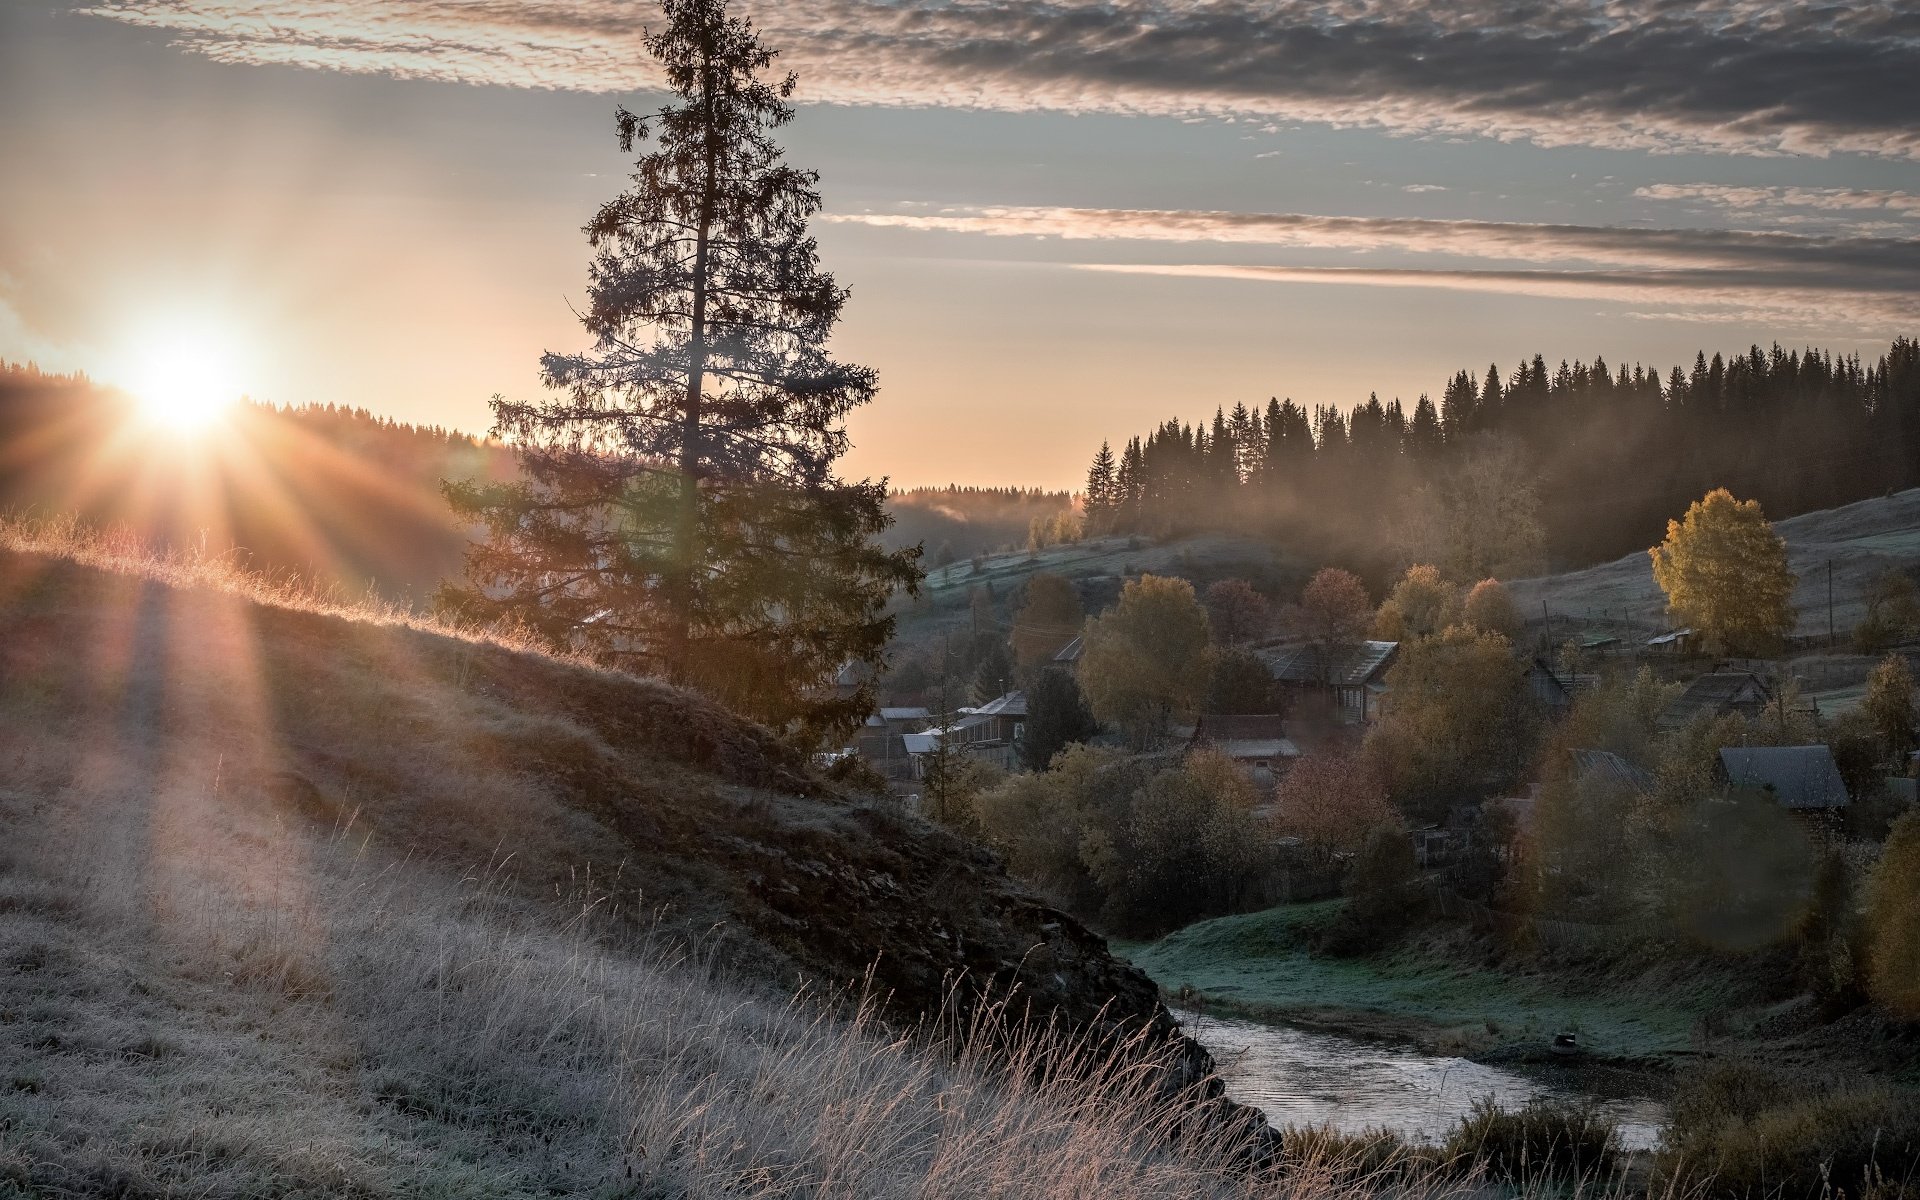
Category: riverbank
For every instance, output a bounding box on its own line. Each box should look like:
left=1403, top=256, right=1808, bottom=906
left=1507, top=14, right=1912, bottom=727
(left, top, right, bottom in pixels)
left=1112, top=901, right=1733, bottom=1069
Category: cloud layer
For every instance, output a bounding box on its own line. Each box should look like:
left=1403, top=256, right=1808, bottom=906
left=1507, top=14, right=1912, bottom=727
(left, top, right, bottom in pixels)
left=829, top=203, right=1920, bottom=328
left=80, top=0, right=1920, bottom=158
left=1637, top=183, right=1920, bottom=219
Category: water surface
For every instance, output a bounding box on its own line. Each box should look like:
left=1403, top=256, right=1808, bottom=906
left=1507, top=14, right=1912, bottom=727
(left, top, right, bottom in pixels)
left=1177, top=1009, right=1668, bottom=1151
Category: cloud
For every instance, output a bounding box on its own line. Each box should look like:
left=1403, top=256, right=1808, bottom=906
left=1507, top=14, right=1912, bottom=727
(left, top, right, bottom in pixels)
left=1075, top=263, right=1920, bottom=329
left=1636, top=182, right=1920, bottom=217
left=77, top=0, right=1920, bottom=158
left=826, top=204, right=1920, bottom=278
left=1401, top=184, right=1447, bottom=194
left=827, top=203, right=1920, bottom=329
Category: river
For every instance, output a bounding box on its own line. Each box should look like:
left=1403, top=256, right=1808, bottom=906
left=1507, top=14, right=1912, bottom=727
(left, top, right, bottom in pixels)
left=1176, top=1010, right=1670, bottom=1151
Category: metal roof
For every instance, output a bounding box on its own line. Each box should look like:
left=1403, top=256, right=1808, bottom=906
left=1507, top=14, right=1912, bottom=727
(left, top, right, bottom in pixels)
left=1210, top=738, right=1299, bottom=760
left=1718, top=745, right=1849, bottom=810
left=1569, top=748, right=1655, bottom=794
left=964, top=691, right=1027, bottom=718
left=1193, top=714, right=1288, bottom=742
left=1262, top=640, right=1399, bottom=687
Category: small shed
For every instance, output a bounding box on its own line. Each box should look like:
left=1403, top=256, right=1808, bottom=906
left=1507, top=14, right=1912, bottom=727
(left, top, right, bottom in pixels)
left=1716, top=745, right=1849, bottom=811
left=1646, top=628, right=1696, bottom=655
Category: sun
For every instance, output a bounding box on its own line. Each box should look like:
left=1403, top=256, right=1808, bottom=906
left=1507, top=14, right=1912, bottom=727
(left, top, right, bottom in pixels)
left=123, top=327, right=248, bottom=433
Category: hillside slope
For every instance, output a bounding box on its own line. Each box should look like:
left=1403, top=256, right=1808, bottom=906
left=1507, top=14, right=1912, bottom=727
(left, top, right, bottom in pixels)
left=0, top=536, right=1258, bottom=1194
left=1505, top=487, right=1920, bottom=643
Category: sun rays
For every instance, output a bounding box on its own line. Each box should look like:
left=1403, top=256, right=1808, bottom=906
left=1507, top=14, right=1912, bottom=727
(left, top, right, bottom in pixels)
left=116, top=323, right=251, bottom=435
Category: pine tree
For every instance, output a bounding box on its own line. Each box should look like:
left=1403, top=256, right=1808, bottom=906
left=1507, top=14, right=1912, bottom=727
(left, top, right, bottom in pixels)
left=441, top=0, right=918, bottom=746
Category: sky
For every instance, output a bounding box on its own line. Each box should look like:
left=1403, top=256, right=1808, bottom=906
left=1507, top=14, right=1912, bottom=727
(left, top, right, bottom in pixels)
left=4, top=1, right=1920, bottom=490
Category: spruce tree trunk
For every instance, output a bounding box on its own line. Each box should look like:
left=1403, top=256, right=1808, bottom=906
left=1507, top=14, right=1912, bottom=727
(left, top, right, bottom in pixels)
left=673, top=60, right=719, bottom=683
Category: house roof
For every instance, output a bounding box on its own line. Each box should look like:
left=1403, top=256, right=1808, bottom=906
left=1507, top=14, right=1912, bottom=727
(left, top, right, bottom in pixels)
left=877, top=707, right=931, bottom=721
left=1192, top=714, right=1298, bottom=761
left=1647, top=628, right=1695, bottom=647
left=1052, top=636, right=1084, bottom=664
left=1194, top=714, right=1288, bottom=742
left=1212, top=738, right=1299, bottom=761
left=1569, top=748, right=1656, bottom=795
left=1262, top=640, right=1399, bottom=687
left=1718, top=746, right=1849, bottom=810
left=963, top=691, right=1027, bottom=718
left=902, top=710, right=998, bottom=753
left=1661, top=672, right=1772, bottom=728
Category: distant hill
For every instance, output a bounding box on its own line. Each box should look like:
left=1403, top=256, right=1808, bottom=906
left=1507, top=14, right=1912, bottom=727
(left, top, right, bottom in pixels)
left=0, top=529, right=1246, bottom=1192
left=883, top=485, right=1075, bottom=562
left=0, top=361, right=515, bottom=604
left=0, top=365, right=1085, bottom=609
left=1505, top=486, right=1920, bottom=646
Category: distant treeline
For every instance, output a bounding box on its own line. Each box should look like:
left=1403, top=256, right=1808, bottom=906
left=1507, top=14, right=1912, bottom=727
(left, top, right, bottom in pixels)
left=0, top=362, right=515, bottom=602
left=1085, top=338, right=1920, bottom=575
left=884, top=485, right=1075, bottom=562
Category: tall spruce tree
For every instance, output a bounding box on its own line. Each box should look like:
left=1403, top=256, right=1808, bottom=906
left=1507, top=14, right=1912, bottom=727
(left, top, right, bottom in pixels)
left=440, top=0, right=918, bottom=746
left=1084, top=440, right=1117, bottom=534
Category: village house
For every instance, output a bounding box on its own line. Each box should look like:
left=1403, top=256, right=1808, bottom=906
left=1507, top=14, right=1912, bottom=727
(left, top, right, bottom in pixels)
left=1188, top=713, right=1298, bottom=790
left=899, top=690, right=1027, bottom=775
left=852, top=706, right=933, bottom=780
left=1716, top=745, right=1850, bottom=813
left=1526, top=659, right=1599, bottom=716
left=1260, top=640, right=1398, bottom=724
left=1658, top=671, right=1773, bottom=731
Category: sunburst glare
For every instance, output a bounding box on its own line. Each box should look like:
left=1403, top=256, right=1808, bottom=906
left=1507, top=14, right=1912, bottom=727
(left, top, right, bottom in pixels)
left=120, top=325, right=248, bottom=433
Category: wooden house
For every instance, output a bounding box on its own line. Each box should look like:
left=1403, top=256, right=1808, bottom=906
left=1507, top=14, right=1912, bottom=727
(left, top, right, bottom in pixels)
left=853, top=706, right=933, bottom=780
left=1261, top=640, right=1398, bottom=724
left=1658, top=671, right=1772, bottom=731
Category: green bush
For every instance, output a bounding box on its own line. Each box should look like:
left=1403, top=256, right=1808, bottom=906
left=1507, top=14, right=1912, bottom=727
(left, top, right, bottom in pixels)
left=1320, top=826, right=1423, bottom=955
left=1443, top=1097, right=1620, bottom=1183
left=1660, top=1061, right=1920, bottom=1198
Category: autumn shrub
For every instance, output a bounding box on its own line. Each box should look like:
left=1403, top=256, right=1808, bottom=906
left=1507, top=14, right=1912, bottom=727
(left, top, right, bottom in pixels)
left=1093, top=750, right=1273, bottom=936
left=974, top=747, right=1271, bottom=937
left=1867, top=811, right=1920, bottom=1019
left=1362, top=626, right=1535, bottom=821
left=1271, top=751, right=1398, bottom=864
left=1659, top=1061, right=1920, bottom=1198
left=1443, top=1097, right=1620, bottom=1184
left=1460, top=578, right=1521, bottom=640
left=1371, top=564, right=1459, bottom=643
